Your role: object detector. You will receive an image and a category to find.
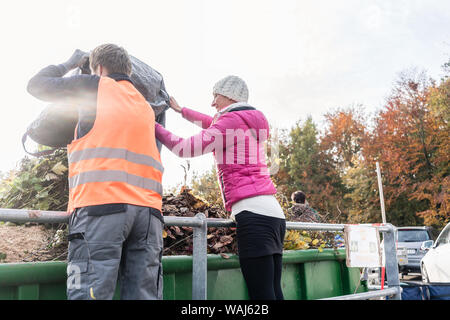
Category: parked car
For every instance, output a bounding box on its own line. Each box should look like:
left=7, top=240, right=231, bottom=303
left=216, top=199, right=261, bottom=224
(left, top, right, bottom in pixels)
left=396, top=226, right=434, bottom=275
left=421, top=222, right=450, bottom=283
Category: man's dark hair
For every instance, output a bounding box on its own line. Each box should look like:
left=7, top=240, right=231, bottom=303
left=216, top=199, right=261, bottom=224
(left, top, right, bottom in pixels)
left=90, top=43, right=132, bottom=76
left=291, top=191, right=306, bottom=204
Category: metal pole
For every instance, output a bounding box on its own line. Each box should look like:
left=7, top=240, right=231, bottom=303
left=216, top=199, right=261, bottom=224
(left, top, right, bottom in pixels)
left=0, top=209, right=393, bottom=232
left=0, top=208, right=70, bottom=224
left=163, top=215, right=204, bottom=227
left=320, top=287, right=400, bottom=300
left=381, top=224, right=401, bottom=300
left=376, top=162, right=391, bottom=294
left=376, top=162, right=387, bottom=224
left=0, top=208, right=205, bottom=227
left=192, top=212, right=207, bottom=300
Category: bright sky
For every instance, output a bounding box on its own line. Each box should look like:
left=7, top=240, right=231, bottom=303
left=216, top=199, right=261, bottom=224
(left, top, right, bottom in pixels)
left=0, top=0, right=449, bottom=192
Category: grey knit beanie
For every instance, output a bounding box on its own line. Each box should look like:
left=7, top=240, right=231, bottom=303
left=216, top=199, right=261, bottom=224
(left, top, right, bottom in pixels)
left=213, top=75, right=249, bottom=103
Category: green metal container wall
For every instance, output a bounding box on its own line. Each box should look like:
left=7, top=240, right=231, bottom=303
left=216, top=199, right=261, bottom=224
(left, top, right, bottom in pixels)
left=0, top=249, right=366, bottom=300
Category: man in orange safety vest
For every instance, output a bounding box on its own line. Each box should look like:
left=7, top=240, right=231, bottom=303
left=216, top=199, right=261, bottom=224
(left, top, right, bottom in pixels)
left=27, top=44, right=164, bottom=300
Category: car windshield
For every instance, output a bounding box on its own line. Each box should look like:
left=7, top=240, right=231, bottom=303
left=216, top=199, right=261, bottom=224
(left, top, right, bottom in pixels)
left=436, top=225, right=450, bottom=246
left=397, top=229, right=430, bottom=242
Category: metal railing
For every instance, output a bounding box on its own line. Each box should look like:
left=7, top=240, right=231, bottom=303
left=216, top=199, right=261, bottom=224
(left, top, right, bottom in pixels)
left=0, top=208, right=402, bottom=300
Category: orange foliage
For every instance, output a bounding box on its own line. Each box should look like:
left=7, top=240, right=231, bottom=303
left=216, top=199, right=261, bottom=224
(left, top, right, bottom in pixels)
left=364, top=70, right=449, bottom=228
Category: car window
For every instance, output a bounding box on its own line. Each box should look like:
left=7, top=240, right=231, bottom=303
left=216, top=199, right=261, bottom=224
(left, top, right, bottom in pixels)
left=436, top=224, right=450, bottom=247
left=397, top=230, right=431, bottom=242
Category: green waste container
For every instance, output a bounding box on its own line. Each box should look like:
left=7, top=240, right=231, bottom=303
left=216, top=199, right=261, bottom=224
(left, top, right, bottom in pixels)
left=0, top=249, right=366, bottom=300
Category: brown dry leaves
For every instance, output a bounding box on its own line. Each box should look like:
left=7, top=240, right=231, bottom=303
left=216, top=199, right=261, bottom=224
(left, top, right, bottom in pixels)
left=162, top=187, right=237, bottom=256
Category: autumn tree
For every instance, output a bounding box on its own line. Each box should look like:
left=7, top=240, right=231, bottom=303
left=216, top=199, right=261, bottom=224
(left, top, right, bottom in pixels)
left=318, top=107, right=382, bottom=223
left=364, top=68, right=449, bottom=228
left=414, top=64, right=450, bottom=227
left=321, top=105, right=367, bottom=172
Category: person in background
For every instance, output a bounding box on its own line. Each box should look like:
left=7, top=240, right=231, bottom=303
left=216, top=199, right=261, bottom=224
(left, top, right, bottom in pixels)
left=289, top=190, right=322, bottom=223
left=27, top=44, right=164, bottom=300
left=155, top=75, right=286, bottom=300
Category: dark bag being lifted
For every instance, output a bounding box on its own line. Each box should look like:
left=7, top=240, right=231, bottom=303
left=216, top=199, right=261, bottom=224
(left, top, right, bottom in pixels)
left=23, top=55, right=169, bottom=156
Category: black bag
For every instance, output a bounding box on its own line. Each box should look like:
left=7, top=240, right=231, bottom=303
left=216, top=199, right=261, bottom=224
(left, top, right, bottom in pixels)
left=23, top=55, right=169, bottom=156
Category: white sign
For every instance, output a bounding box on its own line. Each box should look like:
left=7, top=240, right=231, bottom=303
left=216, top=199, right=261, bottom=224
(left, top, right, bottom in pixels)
left=344, top=225, right=382, bottom=268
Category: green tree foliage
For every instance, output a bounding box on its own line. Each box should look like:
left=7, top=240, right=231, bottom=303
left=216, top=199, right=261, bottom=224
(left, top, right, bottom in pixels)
left=273, top=117, right=347, bottom=222
left=343, top=158, right=380, bottom=223
left=190, top=166, right=224, bottom=210
left=0, top=150, right=68, bottom=211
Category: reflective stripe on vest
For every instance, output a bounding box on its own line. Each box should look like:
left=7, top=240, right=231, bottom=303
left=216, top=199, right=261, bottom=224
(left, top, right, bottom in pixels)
left=68, top=170, right=163, bottom=196
left=68, top=147, right=164, bottom=173
left=67, top=76, right=163, bottom=213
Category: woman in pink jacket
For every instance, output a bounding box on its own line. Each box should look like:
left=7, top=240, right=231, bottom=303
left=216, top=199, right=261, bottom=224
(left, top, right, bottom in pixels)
left=155, top=75, right=286, bottom=300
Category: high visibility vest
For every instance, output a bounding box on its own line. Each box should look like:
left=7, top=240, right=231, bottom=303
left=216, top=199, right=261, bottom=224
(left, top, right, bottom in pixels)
left=67, top=76, right=163, bottom=213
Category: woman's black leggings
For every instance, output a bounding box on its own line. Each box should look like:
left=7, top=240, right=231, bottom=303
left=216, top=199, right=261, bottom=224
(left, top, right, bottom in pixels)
left=239, top=254, right=284, bottom=300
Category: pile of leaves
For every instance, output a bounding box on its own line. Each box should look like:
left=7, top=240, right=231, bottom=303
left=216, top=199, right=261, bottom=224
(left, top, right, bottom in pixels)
left=283, top=201, right=344, bottom=252
left=0, top=149, right=68, bottom=211
left=284, top=230, right=342, bottom=252
left=162, top=187, right=237, bottom=256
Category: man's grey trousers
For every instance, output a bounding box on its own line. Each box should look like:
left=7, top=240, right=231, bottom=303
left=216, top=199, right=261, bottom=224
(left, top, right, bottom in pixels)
left=66, top=204, right=164, bottom=300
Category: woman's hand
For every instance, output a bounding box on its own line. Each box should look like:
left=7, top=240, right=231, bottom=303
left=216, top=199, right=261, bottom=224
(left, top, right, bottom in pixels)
left=169, top=96, right=182, bottom=113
